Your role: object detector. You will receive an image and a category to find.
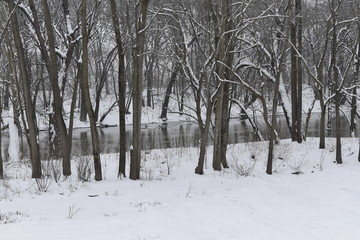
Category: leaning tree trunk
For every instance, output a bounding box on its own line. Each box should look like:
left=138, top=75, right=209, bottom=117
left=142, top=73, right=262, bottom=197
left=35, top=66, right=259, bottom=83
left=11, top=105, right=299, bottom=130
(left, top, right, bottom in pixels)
left=160, top=64, right=180, bottom=120
left=81, top=0, right=102, bottom=180
left=146, top=57, right=154, bottom=108
left=8, top=0, right=41, bottom=178
left=350, top=86, right=357, bottom=135
left=195, top=71, right=213, bottom=175
left=28, top=0, right=72, bottom=175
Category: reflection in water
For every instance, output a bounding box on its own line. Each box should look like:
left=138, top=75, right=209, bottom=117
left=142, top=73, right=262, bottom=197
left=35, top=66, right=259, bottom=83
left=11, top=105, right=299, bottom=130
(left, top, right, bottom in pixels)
left=80, top=132, right=89, bottom=155
left=1, top=113, right=357, bottom=158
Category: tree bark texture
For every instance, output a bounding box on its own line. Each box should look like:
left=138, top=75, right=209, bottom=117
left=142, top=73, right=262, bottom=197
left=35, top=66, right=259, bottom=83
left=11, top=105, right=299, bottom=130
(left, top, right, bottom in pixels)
left=331, top=0, right=342, bottom=164
left=81, top=0, right=102, bottom=180
left=290, top=0, right=298, bottom=142
left=160, top=65, right=180, bottom=119
left=130, top=0, right=149, bottom=180
left=296, top=0, right=303, bottom=143
left=213, top=0, right=232, bottom=171
left=0, top=95, right=3, bottom=179
left=110, top=0, right=127, bottom=178
left=8, top=0, right=41, bottom=178
left=28, top=0, right=72, bottom=175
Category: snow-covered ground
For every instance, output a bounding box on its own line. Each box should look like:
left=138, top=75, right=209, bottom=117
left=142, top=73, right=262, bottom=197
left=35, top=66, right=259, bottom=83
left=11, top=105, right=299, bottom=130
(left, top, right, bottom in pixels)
left=1, top=137, right=360, bottom=240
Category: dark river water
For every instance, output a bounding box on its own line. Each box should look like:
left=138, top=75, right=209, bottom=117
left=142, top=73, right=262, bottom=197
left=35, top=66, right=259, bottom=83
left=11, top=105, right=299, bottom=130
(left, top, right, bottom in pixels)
left=1, top=113, right=356, bottom=159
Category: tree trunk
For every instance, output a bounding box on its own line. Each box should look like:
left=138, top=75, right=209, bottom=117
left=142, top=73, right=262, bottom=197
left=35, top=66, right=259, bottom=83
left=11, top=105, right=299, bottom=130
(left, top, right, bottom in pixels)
left=146, top=57, right=154, bottom=108
left=80, top=82, right=88, bottom=121
left=110, top=0, right=127, bottom=178
left=67, top=74, right=79, bottom=163
left=266, top=130, right=275, bottom=175
left=94, top=47, right=117, bottom=121
left=267, top=81, right=280, bottom=175
left=160, top=65, right=180, bottom=119
left=212, top=0, right=232, bottom=171
left=8, top=0, right=41, bottom=178
left=211, top=2, right=223, bottom=170
left=350, top=87, right=357, bottom=135
left=195, top=67, right=213, bottom=175
left=357, top=2, right=360, bottom=162
left=7, top=43, right=26, bottom=158
left=29, top=0, right=71, bottom=175
left=130, top=0, right=149, bottom=180
left=290, top=0, right=298, bottom=142
left=331, top=0, right=342, bottom=164
left=335, top=90, right=342, bottom=164
left=296, top=0, right=303, bottom=143
left=0, top=95, right=3, bottom=179
left=195, top=99, right=213, bottom=175
left=350, top=1, right=360, bottom=137
left=213, top=93, right=224, bottom=170
left=319, top=95, right=326, bottom=149
left=290, top=0, right=303, bottom=143
left=81, top=0, right=102, bottom=180
left=48, top=111, right=61, bottom=159
left=220, top=81, right=230, bottom=168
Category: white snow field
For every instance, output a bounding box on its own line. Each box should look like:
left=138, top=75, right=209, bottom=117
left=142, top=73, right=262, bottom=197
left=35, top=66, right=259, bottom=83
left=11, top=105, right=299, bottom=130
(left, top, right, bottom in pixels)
left=1, top=137, right=360, bottom=240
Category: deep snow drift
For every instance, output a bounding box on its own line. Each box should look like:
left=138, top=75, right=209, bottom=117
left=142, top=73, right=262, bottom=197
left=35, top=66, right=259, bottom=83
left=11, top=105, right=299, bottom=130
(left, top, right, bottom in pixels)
left=1, top=137, right=360, bottom=240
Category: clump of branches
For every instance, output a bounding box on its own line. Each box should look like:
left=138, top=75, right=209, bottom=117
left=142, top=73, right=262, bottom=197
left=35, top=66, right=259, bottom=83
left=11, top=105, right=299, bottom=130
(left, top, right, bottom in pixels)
left=35, top=161, right=54, bottom=192
left=245, top=141, right=264, bottom=160
left=0, top=211, right=27, bottom=224
left=288, top=154, right=308, bottom=174
left=48, top=159, right=62, bottom=183
left=76, top=155, right=93, bottom=182
left=272, top=143, right=291, bottom=173
left=230, top=158, right=256, bottom=177
left=67, top=203, right=81, bottom=219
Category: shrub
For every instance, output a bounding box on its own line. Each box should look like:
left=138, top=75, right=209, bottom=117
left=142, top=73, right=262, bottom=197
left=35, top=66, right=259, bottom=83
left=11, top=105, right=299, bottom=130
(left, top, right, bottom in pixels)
left=76, top=155, right=93, bottom=182
left=230, top=158, right=256, bottom=177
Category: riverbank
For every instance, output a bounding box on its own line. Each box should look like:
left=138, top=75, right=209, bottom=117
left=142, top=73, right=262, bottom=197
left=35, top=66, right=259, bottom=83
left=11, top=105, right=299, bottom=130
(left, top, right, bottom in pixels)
left=1, top=137, right=359, bottom=239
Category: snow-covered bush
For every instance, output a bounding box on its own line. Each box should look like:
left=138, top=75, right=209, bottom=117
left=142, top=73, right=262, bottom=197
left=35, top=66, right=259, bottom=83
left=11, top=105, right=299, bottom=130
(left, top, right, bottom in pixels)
left=35, top=160, right=54, bottom=192
left=288, top=154, right=308, bottom=174
left=140, top=159, right=154, bottom=181
left=246, top=141, right=264, bottom=160
left=49, top=159, right=62, bottom=183
left=0, top=211, right=28, bottom=224
left=230, top=158, right=256, bottom=177
left=159, top=149, right=175, bottom=175
left=272, top=143, right=291, bottom=173
left=140, top=149, right=177, bottom=180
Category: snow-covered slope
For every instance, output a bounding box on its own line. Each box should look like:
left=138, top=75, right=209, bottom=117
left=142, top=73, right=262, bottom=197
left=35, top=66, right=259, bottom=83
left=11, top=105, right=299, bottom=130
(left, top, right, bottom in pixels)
left=1, top=138, right=360, bottom=240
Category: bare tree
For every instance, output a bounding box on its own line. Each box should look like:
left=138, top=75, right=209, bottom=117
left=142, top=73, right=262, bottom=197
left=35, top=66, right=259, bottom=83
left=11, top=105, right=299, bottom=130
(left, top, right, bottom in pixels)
left=7, top=0, right=41, bottom=178
left=212, top=0, right=233, bottom=171
left=80, top=0, right=102, bottom=180
left=290, top=0, right=303, bottom=143
left=130, top=0, right=150, bottom=180
left=110, top=0, right=127, bottom=178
